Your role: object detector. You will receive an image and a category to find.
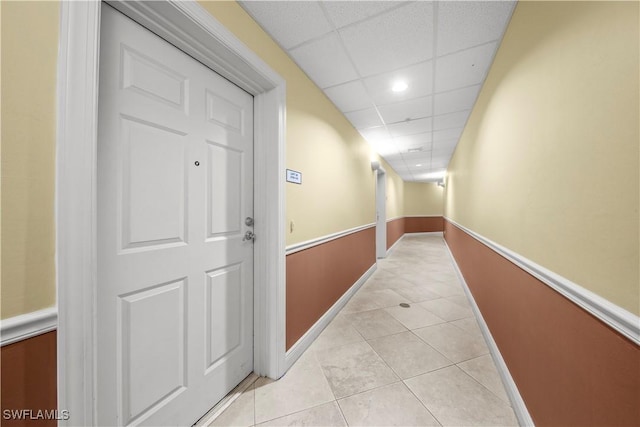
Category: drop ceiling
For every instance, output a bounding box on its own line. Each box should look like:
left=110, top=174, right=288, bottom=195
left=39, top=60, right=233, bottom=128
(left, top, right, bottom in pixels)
left=240, top=1, right=516, bottom=181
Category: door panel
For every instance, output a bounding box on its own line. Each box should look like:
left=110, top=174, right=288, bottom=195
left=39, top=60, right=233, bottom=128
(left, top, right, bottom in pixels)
left=205, top=265, right=243, bottom=371
left=120, top=117, right=188, bottom=250
left=120, top=279, right=187, bottom=424
left=98, top=5, right=254, bottom=425
left=206, top=142, right=243, bottom=237
left=121, top=45, right=188, bottom=111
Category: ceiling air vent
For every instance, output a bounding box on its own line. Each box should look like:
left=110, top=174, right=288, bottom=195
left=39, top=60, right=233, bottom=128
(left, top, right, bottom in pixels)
left=407, top=147, right=424, bottom=153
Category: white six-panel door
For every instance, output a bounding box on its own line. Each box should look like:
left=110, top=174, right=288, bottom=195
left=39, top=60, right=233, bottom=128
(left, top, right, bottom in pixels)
left=97, top=5, right=254, bottom=425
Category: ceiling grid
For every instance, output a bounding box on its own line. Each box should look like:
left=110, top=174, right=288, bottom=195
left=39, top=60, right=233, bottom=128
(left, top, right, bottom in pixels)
left=240, top=0, right=516, bottom=181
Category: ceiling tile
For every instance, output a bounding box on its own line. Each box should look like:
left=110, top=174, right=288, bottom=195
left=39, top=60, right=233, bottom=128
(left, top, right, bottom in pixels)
left=437, top=1, right=515, bottom=55
left=387, top=161, right=409, bottom=171
left=433, top=110, right=470, bottom=131
left=363, top=61, right=433, bottom=106
left=403, top=151, right=432, bottom=163
left=393, top=132, right=432, bottom=151
left=431, top=150, right=453, bottom=160
left=359, top=127, right=398, bottom=156
left=345, top=108, right=383, bottom=129
left=371, top=141, right=399, bottom=157
left=359, top=126, right=391, bottom=142
left=339, top=2, right=434, bottom=76
left=240, top=1, right=332, bottom=49
left=321, top=1, right=401, bottom=29
left=388, top=160, right=409, bottom=169
left=383, top=153, right=405, bottom=163
left=435, top=42, right=498, bottom=92
left=433, top=127, right=462, bottom=142
left=413, top=170, right=442, bottom=181
left=377, top=96, right=433, bottom=125
left=290, top=33, right=359, bottom=88
left=430, top=158, right=451, bottom=169
left=243, top=0, right=515, bottom=183
left=432, top=139, right=458, bottom=154
left=434, top=85, right=480, bottom=115
left=388, top=117, right=432, bottom=137
left=324, top=80, right=374, bottom=112
left=410, top=165, right=431, bottom=174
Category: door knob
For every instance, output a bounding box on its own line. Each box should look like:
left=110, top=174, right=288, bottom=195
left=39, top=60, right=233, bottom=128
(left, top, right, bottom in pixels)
left=243, top=230, right=256, bottom=242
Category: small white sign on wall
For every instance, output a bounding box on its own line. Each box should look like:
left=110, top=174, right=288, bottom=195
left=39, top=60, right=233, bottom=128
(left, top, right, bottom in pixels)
left=286, top=169, right=302, bottom=185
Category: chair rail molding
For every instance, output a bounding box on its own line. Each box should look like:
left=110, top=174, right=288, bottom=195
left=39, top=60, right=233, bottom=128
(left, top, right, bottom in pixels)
left=286, top=223, right=376, bottom=255
left=0, top=307, right=58, bottom=347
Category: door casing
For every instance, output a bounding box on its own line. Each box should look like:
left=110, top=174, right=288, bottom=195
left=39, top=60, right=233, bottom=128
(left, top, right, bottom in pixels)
left=375, top=168, right=387, bottom=259
left=55, top=1, right=286, bottom=425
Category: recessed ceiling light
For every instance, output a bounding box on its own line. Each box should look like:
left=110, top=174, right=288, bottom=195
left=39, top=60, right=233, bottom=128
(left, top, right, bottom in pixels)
left=416, top=164, right=422, bottom=167
left=392, top=81, right=408, bottom=92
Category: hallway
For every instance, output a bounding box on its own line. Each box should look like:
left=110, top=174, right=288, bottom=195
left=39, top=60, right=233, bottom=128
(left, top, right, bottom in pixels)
left=204, top=235, right=517, bottom=426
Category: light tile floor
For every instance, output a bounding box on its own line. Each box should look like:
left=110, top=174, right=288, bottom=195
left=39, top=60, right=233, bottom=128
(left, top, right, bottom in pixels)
left=207, top=235, right=518, bottom=427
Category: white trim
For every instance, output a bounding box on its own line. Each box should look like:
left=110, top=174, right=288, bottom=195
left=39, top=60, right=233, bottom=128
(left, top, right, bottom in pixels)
left=386, top=234, right=405, bottom=256
left=56, top=2, right=102, bottom=423
left=386, top=216, right=404, bottom=223
left=404, top=231, right=444, bottom=237
left=445, top=218, right=640, bottom=345
left=375, top=168, right=387, bottom=259
left=283, top=264, right=377, bottom=371
left=443, top=242, right=535, bottom=427
left=0, top=308, right=58, bottom=347
left=56, top=1, right=286, bottom=425
left=285, top=223, right=375, bottom=255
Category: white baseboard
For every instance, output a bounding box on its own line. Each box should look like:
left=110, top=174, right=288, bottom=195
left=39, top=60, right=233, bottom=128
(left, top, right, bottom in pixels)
left=444, top=241, right=535, bottom=427
left=284, top=263, right=377, bottom=371
left=404, top=231, right=444, bottom=237
left=1, top=307, right=58, bottom=346
left=386, top=234, right=405, bottom=256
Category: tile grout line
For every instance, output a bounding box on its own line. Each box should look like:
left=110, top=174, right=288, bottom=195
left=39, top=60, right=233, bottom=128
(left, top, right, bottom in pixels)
left=455, top=356, right=514, bottom=407
left=237, top=236, right=513, bottom=426
left=402, top=378, right=444, bottom=427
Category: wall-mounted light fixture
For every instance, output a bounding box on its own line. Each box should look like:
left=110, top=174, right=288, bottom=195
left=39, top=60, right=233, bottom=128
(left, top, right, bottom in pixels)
left=371, top=159, right=386, bottom=174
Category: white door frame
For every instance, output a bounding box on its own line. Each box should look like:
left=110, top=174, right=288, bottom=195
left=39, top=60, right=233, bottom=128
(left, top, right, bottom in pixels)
left=375, top=168, right=387, bottom=259
left=55, top=1, right=286, bottom=424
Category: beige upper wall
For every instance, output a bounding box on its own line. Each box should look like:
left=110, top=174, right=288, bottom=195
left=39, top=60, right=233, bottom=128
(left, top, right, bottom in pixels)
left=1, top=1, right=59, bottom=319
left=404, top=182, right=443, bottom=216
left=383, top=158, right=405, bottom=220
left=445, top=1, right=639, bottom=314
left=198, top=1, right=376, bottom=245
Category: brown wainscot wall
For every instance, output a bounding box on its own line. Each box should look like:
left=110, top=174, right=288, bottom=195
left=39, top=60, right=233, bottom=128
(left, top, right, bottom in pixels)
left=404, top=216, right=444, bottom=234
left=444, top=219, right=640, bottom=426
left=1, top=331, right=58, bottom=427
left=286, top=226, right=376, bottom=350
left=387, top=216, right=444, bottom=250
left=386, top=217, right=406, bottom=250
